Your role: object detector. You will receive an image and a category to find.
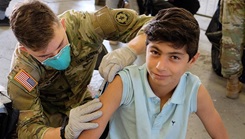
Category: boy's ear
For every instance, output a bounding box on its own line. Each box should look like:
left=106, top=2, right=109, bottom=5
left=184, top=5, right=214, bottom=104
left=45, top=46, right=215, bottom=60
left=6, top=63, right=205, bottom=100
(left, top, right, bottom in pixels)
left=188, top=52, right=200, bottom=68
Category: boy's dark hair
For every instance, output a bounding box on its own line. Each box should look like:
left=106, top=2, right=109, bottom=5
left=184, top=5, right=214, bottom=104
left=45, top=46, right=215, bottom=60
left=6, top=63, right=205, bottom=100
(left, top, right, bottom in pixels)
left=10, top=0, right=60, bottom=51
left=144, top=7, right=200, bottom=60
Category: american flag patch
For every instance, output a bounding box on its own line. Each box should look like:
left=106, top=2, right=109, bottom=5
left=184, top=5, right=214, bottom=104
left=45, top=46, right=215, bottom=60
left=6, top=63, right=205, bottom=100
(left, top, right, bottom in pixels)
left=14, top=70, right=37, bottom=92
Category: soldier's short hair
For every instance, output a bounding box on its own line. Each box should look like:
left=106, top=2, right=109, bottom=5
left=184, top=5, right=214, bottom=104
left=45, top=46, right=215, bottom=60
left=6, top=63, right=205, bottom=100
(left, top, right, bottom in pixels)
left=144, top=7, right=200, bottom=61
left=10, top=0, right=60, bottom=51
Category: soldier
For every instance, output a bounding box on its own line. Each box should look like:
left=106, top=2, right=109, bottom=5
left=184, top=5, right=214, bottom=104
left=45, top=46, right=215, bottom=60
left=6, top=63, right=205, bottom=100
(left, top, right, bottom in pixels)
left=8, top=0, right=152, bottom=138
left=219, top=0, right=245, bottom=99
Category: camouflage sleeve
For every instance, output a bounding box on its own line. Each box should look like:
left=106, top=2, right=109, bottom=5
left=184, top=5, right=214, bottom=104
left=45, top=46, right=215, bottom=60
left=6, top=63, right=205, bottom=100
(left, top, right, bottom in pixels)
left=59, top=6, right=152, bottom=44
left=7, top=49, right=48, bottom=139
left=91, top=6, right=153, bottom=42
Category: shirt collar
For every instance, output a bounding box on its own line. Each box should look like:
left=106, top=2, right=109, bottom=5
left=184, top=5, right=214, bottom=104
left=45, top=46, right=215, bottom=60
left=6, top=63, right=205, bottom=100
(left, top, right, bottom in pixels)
left=142, top=64, right=187, bottom=104
left=169, top=73, right=187, bottom=104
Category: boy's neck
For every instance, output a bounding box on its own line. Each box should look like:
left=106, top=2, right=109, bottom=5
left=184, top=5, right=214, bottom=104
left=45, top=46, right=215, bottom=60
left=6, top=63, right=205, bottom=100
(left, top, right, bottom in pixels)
left=159, top=90, right=174, bottom=109
left=151, top=86, right=174, bottom=109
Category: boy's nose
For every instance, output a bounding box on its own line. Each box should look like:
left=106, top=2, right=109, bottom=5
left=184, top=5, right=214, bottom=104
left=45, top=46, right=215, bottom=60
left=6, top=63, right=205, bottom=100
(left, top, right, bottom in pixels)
left=156, top=60, right=167, bottom=71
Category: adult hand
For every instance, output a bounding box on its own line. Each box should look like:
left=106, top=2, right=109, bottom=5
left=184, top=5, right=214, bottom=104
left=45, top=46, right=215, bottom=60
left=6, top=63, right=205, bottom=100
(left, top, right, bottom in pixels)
left=65, top=99, right=102, bottom=139
left=99, top=46, right=137, bottom=82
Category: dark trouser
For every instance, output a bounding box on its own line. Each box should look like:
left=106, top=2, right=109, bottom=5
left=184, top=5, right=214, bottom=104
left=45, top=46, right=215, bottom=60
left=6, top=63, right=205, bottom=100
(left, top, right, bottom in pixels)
left=0, top=0, right=11, bottom=11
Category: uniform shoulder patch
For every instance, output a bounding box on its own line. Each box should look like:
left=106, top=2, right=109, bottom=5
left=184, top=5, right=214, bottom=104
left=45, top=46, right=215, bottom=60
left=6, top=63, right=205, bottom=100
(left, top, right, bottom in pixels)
left=14, top=69, right=38, bottom=92
left=114, top=11, right=132, bottom=26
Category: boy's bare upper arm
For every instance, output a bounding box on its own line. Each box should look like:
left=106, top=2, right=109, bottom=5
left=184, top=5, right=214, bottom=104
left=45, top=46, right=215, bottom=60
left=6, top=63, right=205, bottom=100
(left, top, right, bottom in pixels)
left=196, top=85, right=229, bottom=139
left=78, top=75, right=123, bottom=139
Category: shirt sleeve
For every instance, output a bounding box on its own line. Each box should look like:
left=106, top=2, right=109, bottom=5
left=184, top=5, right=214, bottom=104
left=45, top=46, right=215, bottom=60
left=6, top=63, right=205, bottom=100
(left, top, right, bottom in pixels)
left=118, top=69, right=134, bottom=106
left=60, top=6, right=152, bottom=44
left=7, top=49, right=48, bottom=139
left=188, top=73, right=201, bottom=113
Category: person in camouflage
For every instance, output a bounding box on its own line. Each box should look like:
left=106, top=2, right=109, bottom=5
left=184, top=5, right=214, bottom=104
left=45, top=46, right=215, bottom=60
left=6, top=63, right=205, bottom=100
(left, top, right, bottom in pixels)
left=220, top=0, right=245, bottom=99
left=8, top=0, right=152, bottom=138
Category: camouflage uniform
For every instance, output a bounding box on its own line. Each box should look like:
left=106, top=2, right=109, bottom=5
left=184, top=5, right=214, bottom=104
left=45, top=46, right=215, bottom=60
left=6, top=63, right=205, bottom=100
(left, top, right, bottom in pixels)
left=7, top=6, right=152, bottom=139
left=220, top=0, right=245, bottom=78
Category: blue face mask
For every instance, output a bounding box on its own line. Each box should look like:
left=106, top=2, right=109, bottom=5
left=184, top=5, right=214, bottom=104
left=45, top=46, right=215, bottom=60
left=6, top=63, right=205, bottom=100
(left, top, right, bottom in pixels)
left=42, top=44, right=71, bottom=70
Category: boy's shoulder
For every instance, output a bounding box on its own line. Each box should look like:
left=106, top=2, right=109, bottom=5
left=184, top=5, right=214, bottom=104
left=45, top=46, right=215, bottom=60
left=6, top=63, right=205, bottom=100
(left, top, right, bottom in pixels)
left=124, top=64, right=145, bottom=71
left=121, top=64, right=146, bottom=76
left=184, top=72, right=200, bottom=82
left=182, top=72, right=201, bottom=89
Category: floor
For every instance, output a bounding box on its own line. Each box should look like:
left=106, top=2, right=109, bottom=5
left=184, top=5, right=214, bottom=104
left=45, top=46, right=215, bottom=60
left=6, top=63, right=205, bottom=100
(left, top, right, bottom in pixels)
left=0, top=0, right=245, bottom=138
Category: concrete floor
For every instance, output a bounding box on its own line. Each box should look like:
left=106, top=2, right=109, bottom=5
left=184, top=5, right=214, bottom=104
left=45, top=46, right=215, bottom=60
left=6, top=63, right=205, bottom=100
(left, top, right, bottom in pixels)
left=0, top=0, right=245, bottom=138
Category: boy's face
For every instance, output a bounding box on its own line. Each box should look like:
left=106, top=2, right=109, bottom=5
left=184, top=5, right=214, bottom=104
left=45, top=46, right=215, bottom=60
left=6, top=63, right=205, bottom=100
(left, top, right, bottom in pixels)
left=20, top=20, right=69, bottom=63
left=146, top=41, right=199, bottom=89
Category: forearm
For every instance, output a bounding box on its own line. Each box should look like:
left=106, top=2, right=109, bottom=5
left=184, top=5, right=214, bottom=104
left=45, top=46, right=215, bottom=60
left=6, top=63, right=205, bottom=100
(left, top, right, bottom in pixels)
left=127, top=33, right=147, bottom=55
left=206, top=110, right=229, bottom=139
left=43, top=127, right=61, bottom=139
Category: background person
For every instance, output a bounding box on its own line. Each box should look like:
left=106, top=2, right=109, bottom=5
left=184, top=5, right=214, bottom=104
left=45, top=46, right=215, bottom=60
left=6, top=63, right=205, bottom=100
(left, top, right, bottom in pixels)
left=106, top=0, right=139, bottom=13
left=0, top=0, right=11, bottom=26
left=219, top=0, right=245, bottom=99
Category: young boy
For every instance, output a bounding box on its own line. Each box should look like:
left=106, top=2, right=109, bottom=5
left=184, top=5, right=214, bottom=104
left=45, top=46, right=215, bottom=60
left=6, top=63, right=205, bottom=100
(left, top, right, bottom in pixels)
left=79, top=7, right=229, bottom=139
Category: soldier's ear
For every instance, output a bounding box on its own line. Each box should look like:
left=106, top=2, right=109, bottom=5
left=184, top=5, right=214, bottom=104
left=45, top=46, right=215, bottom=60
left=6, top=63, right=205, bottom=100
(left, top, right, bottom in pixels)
left=19, top=44, right=28, bottom=52
left=60, top=18, right=66, bottom=30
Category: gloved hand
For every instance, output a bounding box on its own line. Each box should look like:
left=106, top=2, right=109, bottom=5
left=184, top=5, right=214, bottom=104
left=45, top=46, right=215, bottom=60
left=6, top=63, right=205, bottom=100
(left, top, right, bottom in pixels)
left=99, top=46, right=137, bottom=82
left=65, top=99, right=103, bottom=139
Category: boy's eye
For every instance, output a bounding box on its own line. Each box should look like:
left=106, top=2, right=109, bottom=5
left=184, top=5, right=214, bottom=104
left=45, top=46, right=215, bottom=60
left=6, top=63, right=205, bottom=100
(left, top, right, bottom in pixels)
left=171, top=56, right=180, bottom=60
left=150, top=50, right=159, bottom=55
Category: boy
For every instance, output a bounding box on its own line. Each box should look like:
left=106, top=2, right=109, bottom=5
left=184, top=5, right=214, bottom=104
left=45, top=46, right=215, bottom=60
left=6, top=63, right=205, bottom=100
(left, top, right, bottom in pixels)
left=79, top=7, right=229, bottom=139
